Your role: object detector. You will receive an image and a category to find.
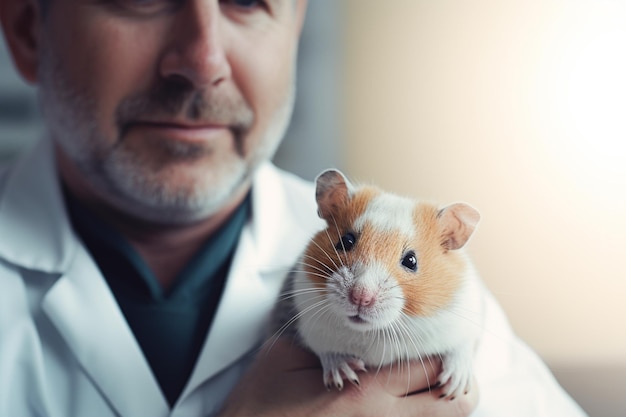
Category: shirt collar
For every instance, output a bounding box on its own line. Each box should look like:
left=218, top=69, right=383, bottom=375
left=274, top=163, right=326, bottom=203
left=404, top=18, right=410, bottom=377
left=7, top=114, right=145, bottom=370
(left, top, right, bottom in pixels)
left=64, top=185, right=251, bottom=301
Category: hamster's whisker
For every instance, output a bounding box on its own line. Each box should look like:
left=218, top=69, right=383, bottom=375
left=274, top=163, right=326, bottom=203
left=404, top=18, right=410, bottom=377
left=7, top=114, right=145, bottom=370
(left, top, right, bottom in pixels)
left=327, top=214, right=348, bottom=270
left=376, top=327, right=390, bottom=379
left=439, top=305, right=490, bottom=337
left=397, top=315, right=433, bottom=393
left=279, top=299, right=331, bottom=345
left=296, top=258, right=332, bottom=273
left=401, top=313, right=443, bottom=371
left=287, top=276, right=329, bottom=286
left=292, top=297, right=331, bottom=318
left=279, top=283, right=325, bottom=295
left=383, top=326, right=400, bottom=388
left=300, top=254, right=335, bottom=275
left=401, top=325, right=416, bottom=397
left=278, top=284, right=326, bottom=297
left=292, top=269, right=330, bottom=281
left=293, top=262, right=334, bottom=279
left=395, top=324, right=410, bottom=396
left=263, top=296, right=330, bottom=354
left=300, top=302, right=334, bottom=341
left=291, top=274, right=328, bottom=284
left=309, top=239, right=341, bottom=272
left=362, top=329, right=378, bottom=360
left=296, top=258, right=331, bottom=275
left=388, top=322, right=401, bottom=380
left=391, top=320, right=412, bottom=397
left=263, top=315, right=303, bottom=355
left=277, top=289, right=326, bottom=302
left=444, top=303, right=482, bottom=317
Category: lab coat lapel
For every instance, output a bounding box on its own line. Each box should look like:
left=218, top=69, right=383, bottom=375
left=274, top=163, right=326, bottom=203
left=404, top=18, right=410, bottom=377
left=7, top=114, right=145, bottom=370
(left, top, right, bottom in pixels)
left=181, top=164, right=323, bottom=399
left=181, top=227, right=279, bottom=395
left=42, top=244, right=169, bottom=417
left=0, top=139, right=169, bottom=416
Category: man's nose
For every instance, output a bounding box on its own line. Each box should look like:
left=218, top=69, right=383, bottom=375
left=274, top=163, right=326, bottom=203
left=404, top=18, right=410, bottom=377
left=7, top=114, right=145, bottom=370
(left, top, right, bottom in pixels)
left=159, top=2, right=231, bottom=88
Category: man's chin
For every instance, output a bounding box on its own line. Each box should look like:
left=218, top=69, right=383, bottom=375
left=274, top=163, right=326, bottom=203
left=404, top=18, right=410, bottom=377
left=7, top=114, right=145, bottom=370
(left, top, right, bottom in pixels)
left=103, top=163, right=249, bottom=225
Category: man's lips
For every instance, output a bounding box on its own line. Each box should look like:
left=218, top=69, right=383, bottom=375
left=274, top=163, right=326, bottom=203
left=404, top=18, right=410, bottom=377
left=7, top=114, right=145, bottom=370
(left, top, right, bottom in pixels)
left=126, top=120, right=232, bottom=143
left=134, top=120, right=229, bottom=129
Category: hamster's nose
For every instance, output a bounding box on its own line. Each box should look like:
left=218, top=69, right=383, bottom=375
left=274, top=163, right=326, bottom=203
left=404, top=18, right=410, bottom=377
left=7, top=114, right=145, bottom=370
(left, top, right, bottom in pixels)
left=350, top=287, right=376, bottom=307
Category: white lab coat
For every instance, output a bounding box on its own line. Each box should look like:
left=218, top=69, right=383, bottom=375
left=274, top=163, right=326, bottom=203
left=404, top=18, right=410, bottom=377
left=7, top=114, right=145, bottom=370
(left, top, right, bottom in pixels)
left=0, top=137, right=587, bottom=417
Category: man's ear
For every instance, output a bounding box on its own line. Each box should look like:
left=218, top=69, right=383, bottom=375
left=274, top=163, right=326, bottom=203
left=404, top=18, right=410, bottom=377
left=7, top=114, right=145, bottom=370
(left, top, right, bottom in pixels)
left=0, top=0, right=42, bottom=84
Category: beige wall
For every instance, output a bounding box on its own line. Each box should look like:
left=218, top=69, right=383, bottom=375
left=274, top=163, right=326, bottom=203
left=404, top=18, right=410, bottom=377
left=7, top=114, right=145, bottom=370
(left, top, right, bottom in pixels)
left=340, top=0, right=626, bottom=368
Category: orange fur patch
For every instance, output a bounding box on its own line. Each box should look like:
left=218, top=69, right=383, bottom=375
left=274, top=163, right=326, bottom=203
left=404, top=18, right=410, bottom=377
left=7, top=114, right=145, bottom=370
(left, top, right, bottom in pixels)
left=399, top=203, right=467, bottom=317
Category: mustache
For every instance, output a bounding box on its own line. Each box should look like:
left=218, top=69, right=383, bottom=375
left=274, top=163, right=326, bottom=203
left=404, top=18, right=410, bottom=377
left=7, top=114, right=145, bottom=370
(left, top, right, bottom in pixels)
left=116, top=77, right=255, bottom=132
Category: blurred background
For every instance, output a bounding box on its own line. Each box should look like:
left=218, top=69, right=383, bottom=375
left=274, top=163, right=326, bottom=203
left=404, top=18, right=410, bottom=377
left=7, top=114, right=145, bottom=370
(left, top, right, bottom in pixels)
left=1, top=1, right=624, bottom=416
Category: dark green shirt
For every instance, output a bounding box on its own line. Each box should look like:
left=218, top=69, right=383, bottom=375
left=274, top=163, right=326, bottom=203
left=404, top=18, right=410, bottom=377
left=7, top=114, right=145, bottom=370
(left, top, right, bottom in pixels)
left=65, top=191, right=251, bottom=406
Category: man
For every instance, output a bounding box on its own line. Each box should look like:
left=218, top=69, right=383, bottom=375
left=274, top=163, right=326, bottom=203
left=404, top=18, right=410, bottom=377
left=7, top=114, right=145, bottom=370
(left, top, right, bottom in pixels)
left=0, top=1, right=587, bottom=416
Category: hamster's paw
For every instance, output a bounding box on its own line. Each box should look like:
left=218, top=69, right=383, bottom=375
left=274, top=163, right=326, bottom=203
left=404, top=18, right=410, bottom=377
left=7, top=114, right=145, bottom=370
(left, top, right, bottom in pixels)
left=437, top=350, right=474, bottom=400
left=319, top=352, right=367, bottom=391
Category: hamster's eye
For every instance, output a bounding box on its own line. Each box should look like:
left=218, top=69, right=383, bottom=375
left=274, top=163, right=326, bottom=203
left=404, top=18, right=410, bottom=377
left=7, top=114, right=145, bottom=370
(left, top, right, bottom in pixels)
left=401, top=251, right=418, bottom=272
left=335, top=232, right=356, bottom=252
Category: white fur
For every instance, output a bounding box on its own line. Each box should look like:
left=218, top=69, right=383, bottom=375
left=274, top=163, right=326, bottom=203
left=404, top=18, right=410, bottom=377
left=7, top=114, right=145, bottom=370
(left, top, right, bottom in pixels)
left=354, top=193, right=416, bottom=237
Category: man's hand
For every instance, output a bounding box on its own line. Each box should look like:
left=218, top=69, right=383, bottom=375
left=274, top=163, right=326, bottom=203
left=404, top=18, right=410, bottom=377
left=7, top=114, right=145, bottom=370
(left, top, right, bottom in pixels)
left=218, top=338, right=479, bottom=417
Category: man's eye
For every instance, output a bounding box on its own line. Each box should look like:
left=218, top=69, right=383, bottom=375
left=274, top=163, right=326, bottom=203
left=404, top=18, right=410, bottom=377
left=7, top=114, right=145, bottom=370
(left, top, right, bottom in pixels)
left=221, top=0, right=266, bottom=10
left=234, top=0, right=261, bottom=6
left=111, top=0, right=176, bottom=14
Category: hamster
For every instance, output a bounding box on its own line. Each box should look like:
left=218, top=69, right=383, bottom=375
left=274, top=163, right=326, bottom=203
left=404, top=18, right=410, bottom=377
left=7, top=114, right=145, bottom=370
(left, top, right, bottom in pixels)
left=273, top=169, right=484, bottom=400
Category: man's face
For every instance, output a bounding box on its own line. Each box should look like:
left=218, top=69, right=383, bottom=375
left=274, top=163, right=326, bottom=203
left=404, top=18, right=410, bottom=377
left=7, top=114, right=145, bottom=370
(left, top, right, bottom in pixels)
left=36, top=0, right=305, bottom=223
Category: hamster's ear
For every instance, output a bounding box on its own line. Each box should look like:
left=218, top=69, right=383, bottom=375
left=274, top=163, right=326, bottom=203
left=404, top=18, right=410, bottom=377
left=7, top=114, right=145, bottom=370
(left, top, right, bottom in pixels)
left=437, top=203, right=480, bottom=250
left=315, top=169, right=353, bottom=220
left=0, top=0, right=42, bottom=84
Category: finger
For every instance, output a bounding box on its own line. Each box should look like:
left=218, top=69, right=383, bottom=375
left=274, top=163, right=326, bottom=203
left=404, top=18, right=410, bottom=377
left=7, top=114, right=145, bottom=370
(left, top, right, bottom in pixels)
left=359, top=358, right=442, bottom=397
left=399, top=376, right=480, bottom=417
left=387, top=390, right=478, bottom=417
left=258, top=337, right=321, bottom=371
left=241, top=338, right=330, bottom=401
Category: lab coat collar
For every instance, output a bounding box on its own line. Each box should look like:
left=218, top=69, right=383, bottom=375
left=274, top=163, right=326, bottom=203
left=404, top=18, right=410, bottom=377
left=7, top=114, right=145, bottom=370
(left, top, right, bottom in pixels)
left=250, top=163, right=320, bottom=273
left=0, top=137, right=76, bottom=273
